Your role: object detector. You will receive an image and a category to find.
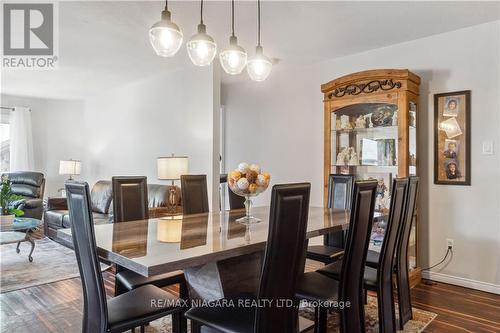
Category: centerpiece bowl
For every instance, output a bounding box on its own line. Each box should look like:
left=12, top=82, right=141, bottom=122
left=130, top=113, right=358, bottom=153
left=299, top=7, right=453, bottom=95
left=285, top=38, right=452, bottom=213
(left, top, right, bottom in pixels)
left=228, top=162, right=271, bottom=224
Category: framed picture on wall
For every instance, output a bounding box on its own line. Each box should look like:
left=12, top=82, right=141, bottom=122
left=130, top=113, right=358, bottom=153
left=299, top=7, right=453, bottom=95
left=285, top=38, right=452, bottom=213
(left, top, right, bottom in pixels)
left=434, top=90, right=471, bottom=185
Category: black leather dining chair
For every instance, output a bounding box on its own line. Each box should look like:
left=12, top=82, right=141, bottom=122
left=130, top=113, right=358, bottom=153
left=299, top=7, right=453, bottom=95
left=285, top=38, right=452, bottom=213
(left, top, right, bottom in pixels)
left=112, top=176, right=149, bottom=223
left=318, top=178, right=409, bottom=333
left=185, top=183, right=312, bottom=333
left=365, top=176, right=419, bottom=329
left=111, top=176, right=188, bottom=333
left=220, top=174, right=245, bottom=210
left=306, top=174, right=354, bottom=264
left=181, top=175, right=209, bottom=215
left=65, top=181, right=183, bottom=333
left=296, top=180, right=377, bottom=333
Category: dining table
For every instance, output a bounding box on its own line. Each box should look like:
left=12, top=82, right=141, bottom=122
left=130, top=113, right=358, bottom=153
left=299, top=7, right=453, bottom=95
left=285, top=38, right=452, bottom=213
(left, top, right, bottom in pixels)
left=58, top=206, right=351, bottom=300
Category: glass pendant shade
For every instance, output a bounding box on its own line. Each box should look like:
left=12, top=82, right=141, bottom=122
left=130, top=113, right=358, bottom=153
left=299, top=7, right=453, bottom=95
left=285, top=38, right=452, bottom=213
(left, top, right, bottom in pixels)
left=187, top=24, right=217, bottom=66
left=149, top=10, right=183, bottom=57
left=247, top=46, right=272, bottom=81
left=220, top=36, right=247, bottom=75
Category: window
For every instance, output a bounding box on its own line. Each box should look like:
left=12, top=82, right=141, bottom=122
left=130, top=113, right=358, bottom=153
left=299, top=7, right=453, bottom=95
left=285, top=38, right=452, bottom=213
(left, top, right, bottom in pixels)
left=0, top=111, right=10, bottom=172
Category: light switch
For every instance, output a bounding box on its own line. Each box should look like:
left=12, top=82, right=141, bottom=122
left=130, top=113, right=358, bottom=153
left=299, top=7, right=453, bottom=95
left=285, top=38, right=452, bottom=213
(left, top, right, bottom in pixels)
left=482, top=141, right=494, bottom=155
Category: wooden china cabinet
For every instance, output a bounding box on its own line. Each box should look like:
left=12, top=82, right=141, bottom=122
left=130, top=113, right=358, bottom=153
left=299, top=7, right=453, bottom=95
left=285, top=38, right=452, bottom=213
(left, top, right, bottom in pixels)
left=321, top=69, right=422, bottom=286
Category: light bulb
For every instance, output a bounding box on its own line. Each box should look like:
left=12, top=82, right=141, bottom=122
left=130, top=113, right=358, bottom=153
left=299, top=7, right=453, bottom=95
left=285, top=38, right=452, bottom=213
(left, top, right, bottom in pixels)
left=187, top=24, right=217, bottom=66
left=247, top=46, right=272, bottom=81
left=149, top=10, right=183, bottom=57
left=220, top=36, right=247, bottom=75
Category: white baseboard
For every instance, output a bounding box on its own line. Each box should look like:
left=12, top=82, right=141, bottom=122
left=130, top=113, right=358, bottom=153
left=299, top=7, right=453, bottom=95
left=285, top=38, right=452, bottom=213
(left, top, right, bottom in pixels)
left=422, top=271, right=500, bottom=295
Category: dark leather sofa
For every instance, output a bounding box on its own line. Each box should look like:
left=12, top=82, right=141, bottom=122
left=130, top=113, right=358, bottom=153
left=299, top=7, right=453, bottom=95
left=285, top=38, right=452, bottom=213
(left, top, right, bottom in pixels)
left=44, top=181, right=181, bottom=244
left=2, top=172, right=45, bottom=220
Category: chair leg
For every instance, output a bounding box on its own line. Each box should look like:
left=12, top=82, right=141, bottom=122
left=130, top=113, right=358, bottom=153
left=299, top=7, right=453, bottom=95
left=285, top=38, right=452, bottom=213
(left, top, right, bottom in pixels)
left=173, top=281, right=189, bottom=333
left=316, top=307, right=328, bottom=333
left=364, top=289, right=368, bottom=305
left=140, top=325, right=145, bottom=333
left=179, top=281, right=189, bottom=333
left=172, top=312, right=186, bottom=333
left=190, top=320, right=201, bottom=333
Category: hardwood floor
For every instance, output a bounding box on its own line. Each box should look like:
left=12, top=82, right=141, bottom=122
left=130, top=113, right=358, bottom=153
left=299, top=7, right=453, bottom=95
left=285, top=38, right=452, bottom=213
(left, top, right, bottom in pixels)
left=412, top=280, right=500, bottom=332
left=1, top=233, right=500, bottom=332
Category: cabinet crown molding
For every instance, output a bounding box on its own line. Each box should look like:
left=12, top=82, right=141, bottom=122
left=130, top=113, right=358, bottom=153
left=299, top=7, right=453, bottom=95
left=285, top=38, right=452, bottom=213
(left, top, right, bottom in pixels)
left=321, top=69, right=421, bottom=100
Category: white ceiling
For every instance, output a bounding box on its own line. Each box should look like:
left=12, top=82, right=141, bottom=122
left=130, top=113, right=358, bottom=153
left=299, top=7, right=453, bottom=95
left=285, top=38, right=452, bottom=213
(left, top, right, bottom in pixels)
left=2, top=1, right=499, bottom=100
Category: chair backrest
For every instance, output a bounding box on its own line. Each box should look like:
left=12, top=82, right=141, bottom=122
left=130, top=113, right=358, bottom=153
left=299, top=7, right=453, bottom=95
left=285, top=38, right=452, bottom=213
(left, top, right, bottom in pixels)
left=327, top=174, right=354, bottom=210
left=255, top=183, right=311, bottom=333
left=220, top=173, right=245, bottom=210
left=338, top=180, right=377, bottom=333
left=2, top=171, right=45, bottom=199
left=324, top=174, right=354, bottom=248
left=378, top=178, right=408, bottom=283
left=396, top=176, right=419, bottom=267
left=395, top=176, right=419, bottom=322
left=65, top=181, right=108, bottom=333
left=181, top=175, right=209, bottom=215
left=112, top=176, right=149, bottom=223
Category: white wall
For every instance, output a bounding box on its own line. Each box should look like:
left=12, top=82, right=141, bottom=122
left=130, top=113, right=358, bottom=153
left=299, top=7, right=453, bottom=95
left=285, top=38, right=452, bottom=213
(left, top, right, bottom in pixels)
left=2, top=65, right=221, bottom=208
left=1, top=94, right=85, bottom=197
left=83, top=66, right=220, bottom=209
left=223, top=21, right=500, bottom=291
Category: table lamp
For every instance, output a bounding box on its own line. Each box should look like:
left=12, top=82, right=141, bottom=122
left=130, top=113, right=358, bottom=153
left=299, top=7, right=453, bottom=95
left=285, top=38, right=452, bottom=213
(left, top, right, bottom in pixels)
left=157, top=154, right=188, bottom=214
left=59, top=159, right=81, bottom=180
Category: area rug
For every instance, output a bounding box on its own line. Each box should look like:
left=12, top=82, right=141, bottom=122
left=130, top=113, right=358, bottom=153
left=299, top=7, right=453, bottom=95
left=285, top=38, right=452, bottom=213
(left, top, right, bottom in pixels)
left=143, top=295, right=436, bottom=332
left=0, top=237, right=108, bottom=293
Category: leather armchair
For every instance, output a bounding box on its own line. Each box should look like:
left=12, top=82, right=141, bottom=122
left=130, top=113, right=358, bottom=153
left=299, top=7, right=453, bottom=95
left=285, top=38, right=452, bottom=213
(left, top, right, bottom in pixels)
left=2, top=172, right=45, bottom=220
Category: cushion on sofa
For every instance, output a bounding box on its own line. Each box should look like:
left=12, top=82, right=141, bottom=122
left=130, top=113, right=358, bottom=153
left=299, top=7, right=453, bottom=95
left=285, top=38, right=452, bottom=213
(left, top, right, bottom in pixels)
left=91, top=180, right=113, bottom=214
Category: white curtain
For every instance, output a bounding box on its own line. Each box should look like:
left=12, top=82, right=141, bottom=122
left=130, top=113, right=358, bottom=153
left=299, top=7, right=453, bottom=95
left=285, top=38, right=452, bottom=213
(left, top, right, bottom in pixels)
left=9, top=107, right=34, bottom=171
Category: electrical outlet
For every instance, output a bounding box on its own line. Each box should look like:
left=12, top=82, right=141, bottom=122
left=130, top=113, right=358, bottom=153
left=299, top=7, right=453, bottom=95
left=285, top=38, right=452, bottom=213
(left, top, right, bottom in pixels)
left=446, top=239, right=454, bottom=251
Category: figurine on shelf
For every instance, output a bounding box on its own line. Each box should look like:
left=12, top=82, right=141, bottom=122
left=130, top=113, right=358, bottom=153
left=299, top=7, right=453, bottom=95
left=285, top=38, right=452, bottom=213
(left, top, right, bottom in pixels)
left=355, top=115, right=366, bottom=129
left=376, top=178, right=388, bottom=198
left=336, top=147, right=349, bottom=166
left=392, top=111, right=398, bottom=126
left=365, top=113, right=374, bottom=128
left=336, top=119, right=342, bottom=130
left=340, top=115, right=352, bottom=130
left=410, top=154, right=417, bottom=166
left=348, top=147, right=359, bottom=165
left=375, top=190, right=390, bottom=213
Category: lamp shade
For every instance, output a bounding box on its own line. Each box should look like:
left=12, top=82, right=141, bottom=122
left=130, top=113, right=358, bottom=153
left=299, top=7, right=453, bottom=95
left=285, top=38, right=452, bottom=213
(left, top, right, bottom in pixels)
left=157, top=155, right=188, bottom=180
left=59, top=160, right=81, bottom=175
left=157, top=218, right=182, bottom=243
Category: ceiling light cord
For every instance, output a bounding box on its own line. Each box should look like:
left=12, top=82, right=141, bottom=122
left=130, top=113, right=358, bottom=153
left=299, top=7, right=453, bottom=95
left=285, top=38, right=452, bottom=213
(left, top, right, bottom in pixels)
left=231, top=0, right=235, bottom=37
left=257, top=0, right=261, bottom=46
left=200, top=0, right=204, bottom=24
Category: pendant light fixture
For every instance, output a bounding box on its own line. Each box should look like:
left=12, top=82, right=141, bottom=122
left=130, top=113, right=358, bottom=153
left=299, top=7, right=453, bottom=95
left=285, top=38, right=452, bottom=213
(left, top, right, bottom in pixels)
left=149, top=0, right=183, bottom=57
left=187, top=0, right=217, bottom=66
left=247, top=0, right=272, bottom=81
left=219, top=0, right=247, bottom=75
